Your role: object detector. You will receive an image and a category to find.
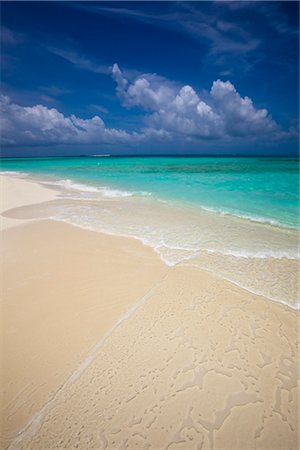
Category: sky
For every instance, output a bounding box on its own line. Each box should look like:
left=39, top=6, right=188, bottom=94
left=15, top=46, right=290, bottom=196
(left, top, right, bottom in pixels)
left=0, top=0, right=299, bottom=157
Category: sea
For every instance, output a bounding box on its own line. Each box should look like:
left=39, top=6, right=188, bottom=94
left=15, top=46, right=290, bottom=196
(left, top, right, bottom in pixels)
left=1, top=156, right=299, bottom=308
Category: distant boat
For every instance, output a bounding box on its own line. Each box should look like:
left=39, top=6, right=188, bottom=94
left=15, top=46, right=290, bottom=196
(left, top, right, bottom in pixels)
left=92, top=154, right=111, bottom=157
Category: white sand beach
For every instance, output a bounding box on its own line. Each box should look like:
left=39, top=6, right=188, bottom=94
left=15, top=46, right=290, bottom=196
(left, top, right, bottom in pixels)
left=1, top=175, right=299, bottom=449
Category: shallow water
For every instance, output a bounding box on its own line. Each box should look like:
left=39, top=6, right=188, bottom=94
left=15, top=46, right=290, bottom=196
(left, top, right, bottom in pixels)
left=1, top=156, right=299, bottom=227
left=1, top=156, right=299, bottom=306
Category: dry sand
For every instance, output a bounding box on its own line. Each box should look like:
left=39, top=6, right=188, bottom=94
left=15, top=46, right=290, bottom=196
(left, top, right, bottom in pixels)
left=0, top=175, right=57, bottom=230
left=1, top=175, right=299, bottom=449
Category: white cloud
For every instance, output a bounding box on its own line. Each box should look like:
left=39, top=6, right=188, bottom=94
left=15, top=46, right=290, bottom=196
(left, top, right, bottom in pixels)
left=112, top=63, right=176, bottom=110
left=210, top=79, right=278, bottom=137
left=0, top=95, right=153, bottom=146
left=112, top=64, right=284, bottom=140
left=1, top=65, right=291, bottom=148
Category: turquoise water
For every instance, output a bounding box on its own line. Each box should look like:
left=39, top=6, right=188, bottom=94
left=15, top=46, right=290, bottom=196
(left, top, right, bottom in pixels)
left=1, top=156, right=299, bottom=305
left=1, top=156, right=299, bottom=228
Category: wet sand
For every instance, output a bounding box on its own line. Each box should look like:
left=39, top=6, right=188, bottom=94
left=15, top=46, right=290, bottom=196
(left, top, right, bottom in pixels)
left=3, top=182, right=298, bottom=308
left=1, top=177, right=167, bottom=447
left=1, top=175, right=299, bottom=449
left=7, top=265, right=299, bottom=450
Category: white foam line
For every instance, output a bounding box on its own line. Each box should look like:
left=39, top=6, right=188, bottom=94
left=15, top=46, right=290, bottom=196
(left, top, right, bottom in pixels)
left=199, top=204, right=298, bottom=230
left=26, top=212, right=300, bottom=311
left=40, top=178, right=151, bottom=198
left=7, top=269, right=170, bottom=450
left=48, top=216, right=299, bottom=265
left=0, top=171, right=27, bottom=177
left=20, top=216, right=299, bottom=311
left=180, top=261, right=300, bottom=311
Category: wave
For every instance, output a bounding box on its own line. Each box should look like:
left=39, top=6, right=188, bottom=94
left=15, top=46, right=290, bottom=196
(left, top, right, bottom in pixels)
left=46, top=216, right=299, bottom=309
left=1, top=170, right=297, bottom=230
left=152, top=239, right=299, bottom=260
left=205, top=247, right=299, bottom=260
left=181, top=261, right=300, bottom=311
left=47, top=212, right=299, bottom=263
left=198, top=204, right=299, bottom=230
left=2, top=172, right=298, bottom=262
left=45, top=178, right=151, bottom=198
left=1, top=170, right=298, bottom=310
left=0, top=170, right=27, bottom=176
left=156, top=246, right=299, bottom=265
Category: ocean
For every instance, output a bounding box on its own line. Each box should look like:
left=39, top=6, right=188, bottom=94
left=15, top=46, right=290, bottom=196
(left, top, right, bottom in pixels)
left=1, top=156, right=299, bottom=307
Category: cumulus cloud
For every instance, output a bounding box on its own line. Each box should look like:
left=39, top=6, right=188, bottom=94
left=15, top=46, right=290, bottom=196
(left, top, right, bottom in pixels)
left=112, top=64, right=284, bottom=140
left=148, top=85, right=222, bottom=138
left=112, top=64, right=176, bottom=110
left=209, top=80, right=279, bottom=137
left=0, top=95, right=160, bottom=146
left=1, top=66, right=291, bottom=148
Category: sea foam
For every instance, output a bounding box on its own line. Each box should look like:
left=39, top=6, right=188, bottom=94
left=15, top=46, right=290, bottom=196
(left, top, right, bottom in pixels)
left=52, top=178, right=153, bottom=199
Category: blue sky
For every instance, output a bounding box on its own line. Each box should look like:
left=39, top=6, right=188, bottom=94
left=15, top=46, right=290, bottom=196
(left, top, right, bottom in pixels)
left=1, top=1, right=299, bottom=156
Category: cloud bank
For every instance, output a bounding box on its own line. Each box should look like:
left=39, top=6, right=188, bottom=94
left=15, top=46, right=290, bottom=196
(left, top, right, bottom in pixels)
left=112, top=64, right=283, bottom=140
left=0, top=95, right=155, bottom=146
left=1, top=64, right=291, bottom=148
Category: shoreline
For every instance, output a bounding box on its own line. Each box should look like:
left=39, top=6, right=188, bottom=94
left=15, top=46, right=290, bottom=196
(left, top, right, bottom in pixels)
left=1, top=174, right=299, bottom=449
left=1, top=175, right=168, bottom=446
left=1, top=173, right=299, bottom=309
left=0, top=174, right=58, bottom=230
left=2, top=169, right=299, bottom=232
